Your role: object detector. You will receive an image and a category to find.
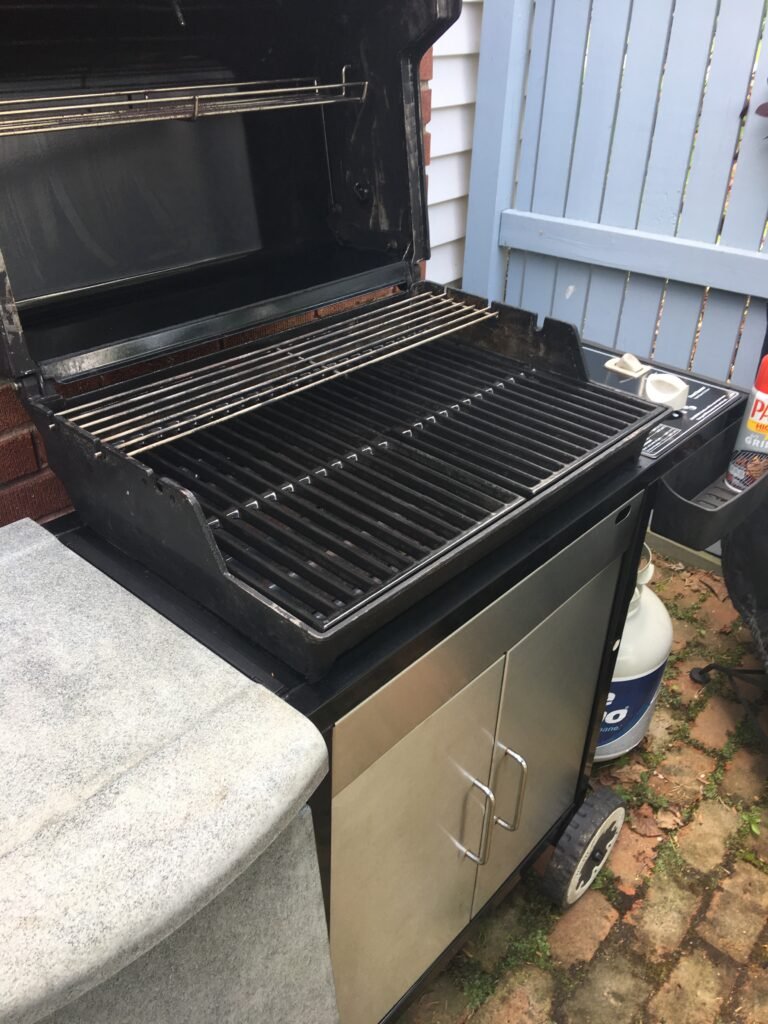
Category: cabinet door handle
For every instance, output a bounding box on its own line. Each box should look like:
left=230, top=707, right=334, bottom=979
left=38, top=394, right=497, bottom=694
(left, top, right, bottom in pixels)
left=494, top=747, right=528, bottom=833
left=462, top=778, right=496, bottom=865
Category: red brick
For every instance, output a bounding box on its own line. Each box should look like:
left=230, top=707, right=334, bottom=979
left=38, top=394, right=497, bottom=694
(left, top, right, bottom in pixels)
left=721, top=747, right=768, bottom=804
left=0, top=468, right=70, bottom=526
left=421, top=85, right=432, bottom=125
left=610, top=827, right=661, bottom=896
left=31, top=427, right=49, bottom=467
left=737, top=967, right=768, bottom=1023
left=649, top=744, right=716, bottom=807
left=676, top=800, right=739, bottom=873
left=420, top=49, right=434, bottom=82
left=475, top=968, right=554, bottom=1024
left=697, top=862, right=768, bottom=963
left=628, top=873, right=701, bottom=959
left=423, top=129, right=432, bottom=164
left=0, top=380, right=30, bottom=432
left=549, top=891, right=618, bottom=967
left=648, top=949, right=735, bottom=1024
left=0, top=428, right=38, bottom=484
left=689, top=696, right=744, bottom=750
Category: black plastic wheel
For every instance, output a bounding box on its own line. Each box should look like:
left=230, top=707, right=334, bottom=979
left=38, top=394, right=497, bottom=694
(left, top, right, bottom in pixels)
left=540, top=787, right=625, bottom=908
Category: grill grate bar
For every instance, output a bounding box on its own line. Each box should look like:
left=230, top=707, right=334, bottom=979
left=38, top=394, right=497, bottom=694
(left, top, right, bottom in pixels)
left=393, top=349, right=583, bottom=450
left=66, top=292, right=446, bottom=421
left=58, top=292, right=498, bottom=455
left=236, top=505, right=384, bottom=590
left=248, top=500, right=398, bottom=580
left=132, top=330, right=661, bottom=630
left=218, top=515, right=365, bottom=605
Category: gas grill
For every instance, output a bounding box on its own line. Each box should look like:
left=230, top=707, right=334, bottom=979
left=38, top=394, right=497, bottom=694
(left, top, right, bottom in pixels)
left=2, top=5, right=760, bottom=1023
left=21, top=283, right=664, bottom=675
left=0, top=0, right=668, bottom=677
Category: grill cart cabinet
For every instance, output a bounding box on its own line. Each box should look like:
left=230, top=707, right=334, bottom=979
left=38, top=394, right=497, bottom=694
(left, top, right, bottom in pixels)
left=330, top=496, right=641, bottom=1024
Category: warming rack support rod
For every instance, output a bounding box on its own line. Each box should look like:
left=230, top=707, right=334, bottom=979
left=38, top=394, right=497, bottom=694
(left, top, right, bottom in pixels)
left=0, top=68, right=368, bottom=138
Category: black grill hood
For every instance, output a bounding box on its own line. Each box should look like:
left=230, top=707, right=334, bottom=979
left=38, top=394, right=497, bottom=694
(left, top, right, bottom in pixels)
left=0, top=0, right=460, bottom=385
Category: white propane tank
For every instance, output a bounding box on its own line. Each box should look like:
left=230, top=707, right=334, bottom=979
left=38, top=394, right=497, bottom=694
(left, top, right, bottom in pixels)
left=594, top=544, right=674, bottom=762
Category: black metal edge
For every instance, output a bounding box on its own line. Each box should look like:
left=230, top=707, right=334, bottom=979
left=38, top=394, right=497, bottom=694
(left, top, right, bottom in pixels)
left=310, top=723, right=334, bottom=927
left=0, top=243, right=36, bottom=381
left=39, top=261, right=412, bottom=383
left=415, top=280, right=589, bottom=381
left=399, top=1, right=462, bottom=265
left=576, top=491, right=655, bottom=792
left=653, top=419, right=768, bottom=549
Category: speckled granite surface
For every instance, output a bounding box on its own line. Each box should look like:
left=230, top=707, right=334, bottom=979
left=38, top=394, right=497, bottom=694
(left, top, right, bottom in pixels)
left=42, top=808, right=339, bottom=1024
left=0, top=519, right=329, bottom=1024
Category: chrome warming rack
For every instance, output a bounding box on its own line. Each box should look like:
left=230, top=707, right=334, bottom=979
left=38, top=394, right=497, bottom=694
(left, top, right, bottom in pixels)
left=58, top=291, right=498, bottom=457
left=0, top=68, right=367, bottom=137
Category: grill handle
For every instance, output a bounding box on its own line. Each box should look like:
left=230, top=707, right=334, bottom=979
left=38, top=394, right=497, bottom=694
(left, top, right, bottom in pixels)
left=462, top=779, right=496, bottom=866
left=494, top=746, right=528, bottom=833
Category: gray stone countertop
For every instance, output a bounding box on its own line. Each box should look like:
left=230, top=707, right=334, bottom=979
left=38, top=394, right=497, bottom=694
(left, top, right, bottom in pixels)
left=0, top=519, right=328, bottom=1024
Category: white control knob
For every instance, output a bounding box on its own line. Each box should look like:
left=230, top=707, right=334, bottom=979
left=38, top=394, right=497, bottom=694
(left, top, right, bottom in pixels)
left=643, top=372, right=689, bottom=411
left=604, top=352, right=650, bottom=378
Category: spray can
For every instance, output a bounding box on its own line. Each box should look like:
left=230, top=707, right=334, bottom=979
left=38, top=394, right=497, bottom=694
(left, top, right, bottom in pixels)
left=725, top=356, right=768, bottom=493
left=595, top=545, right=673, bottom=762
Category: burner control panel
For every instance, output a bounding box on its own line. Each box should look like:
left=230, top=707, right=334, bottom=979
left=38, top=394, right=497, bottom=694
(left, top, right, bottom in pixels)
left=582, top=344, right=742, bottom=459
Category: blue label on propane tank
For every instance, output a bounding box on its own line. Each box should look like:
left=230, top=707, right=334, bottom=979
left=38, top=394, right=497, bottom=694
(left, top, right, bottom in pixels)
left=599, top=662, right=667, bottom=742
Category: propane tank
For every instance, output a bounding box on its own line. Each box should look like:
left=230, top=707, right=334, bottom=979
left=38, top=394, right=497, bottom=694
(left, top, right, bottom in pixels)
left=594, top=544, right=673, bottom=762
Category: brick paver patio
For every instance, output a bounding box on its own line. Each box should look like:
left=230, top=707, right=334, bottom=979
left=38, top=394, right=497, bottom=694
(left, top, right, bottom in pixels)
left=400, top=556, right=768, bottom=1024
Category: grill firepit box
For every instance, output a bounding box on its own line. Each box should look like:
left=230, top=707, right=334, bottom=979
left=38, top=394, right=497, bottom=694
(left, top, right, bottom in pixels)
left=0, top=0, right=665, bottom=677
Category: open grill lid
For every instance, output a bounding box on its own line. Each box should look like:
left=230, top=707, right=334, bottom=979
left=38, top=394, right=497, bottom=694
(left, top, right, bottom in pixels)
left=0, top=0, right=460, bottom=386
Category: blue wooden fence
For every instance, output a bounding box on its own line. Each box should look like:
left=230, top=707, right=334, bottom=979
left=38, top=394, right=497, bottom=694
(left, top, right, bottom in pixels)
left=463, top=0, right=768, bottom=387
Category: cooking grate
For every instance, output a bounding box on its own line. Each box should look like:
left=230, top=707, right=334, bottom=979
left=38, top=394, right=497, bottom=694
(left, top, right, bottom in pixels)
left=138, top=338, right=656, bottom=629
left=58, top=292, right=498, bottom=456
left=0, top=70, right=368, bottom=138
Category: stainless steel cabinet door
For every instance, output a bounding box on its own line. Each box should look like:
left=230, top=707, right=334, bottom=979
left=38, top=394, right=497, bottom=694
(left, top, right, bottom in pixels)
left=472, top=561, right=621, bottom=914
left=330, top=659, right=505, bottom=1024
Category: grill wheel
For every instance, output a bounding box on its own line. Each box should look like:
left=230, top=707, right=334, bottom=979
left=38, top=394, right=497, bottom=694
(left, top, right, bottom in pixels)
left=540, top=786, right=626, bottom=908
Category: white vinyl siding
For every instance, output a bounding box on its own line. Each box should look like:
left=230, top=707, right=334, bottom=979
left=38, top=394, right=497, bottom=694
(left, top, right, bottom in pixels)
left=426, top=0, right=483, bottom=284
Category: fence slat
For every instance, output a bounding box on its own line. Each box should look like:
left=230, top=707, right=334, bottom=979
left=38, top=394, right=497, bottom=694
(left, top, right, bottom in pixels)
left=499, top=211, right=768, bottom=296
left=519, top=0, right=592, bottom=321
left=463, top=0, right=534, bottom=302
left=731, top=300, right=767, bottom=388
left=614, top=0, right=720, bottom=358
left=693, top=10, right=768, bottom=383
left=581, top=0, right=674, bottom=345
left=654, top=0, right=764, bottom=372
left=467, top=0, right=766, bottom=383
left=503, top=0, right=554, bottom=308
left=551, top=0, right=632, bottom=329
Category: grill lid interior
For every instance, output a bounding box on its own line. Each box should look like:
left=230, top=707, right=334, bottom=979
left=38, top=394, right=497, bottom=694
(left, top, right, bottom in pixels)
left=0, top=0, right=461, bottom=383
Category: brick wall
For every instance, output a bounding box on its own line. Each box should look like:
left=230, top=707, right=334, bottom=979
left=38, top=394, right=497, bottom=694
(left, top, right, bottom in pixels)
left=421, top=49, right=433, bottom=166
left=0, top=382, right=70, bottom=527
left=0, top=57, right=434, bottom=529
